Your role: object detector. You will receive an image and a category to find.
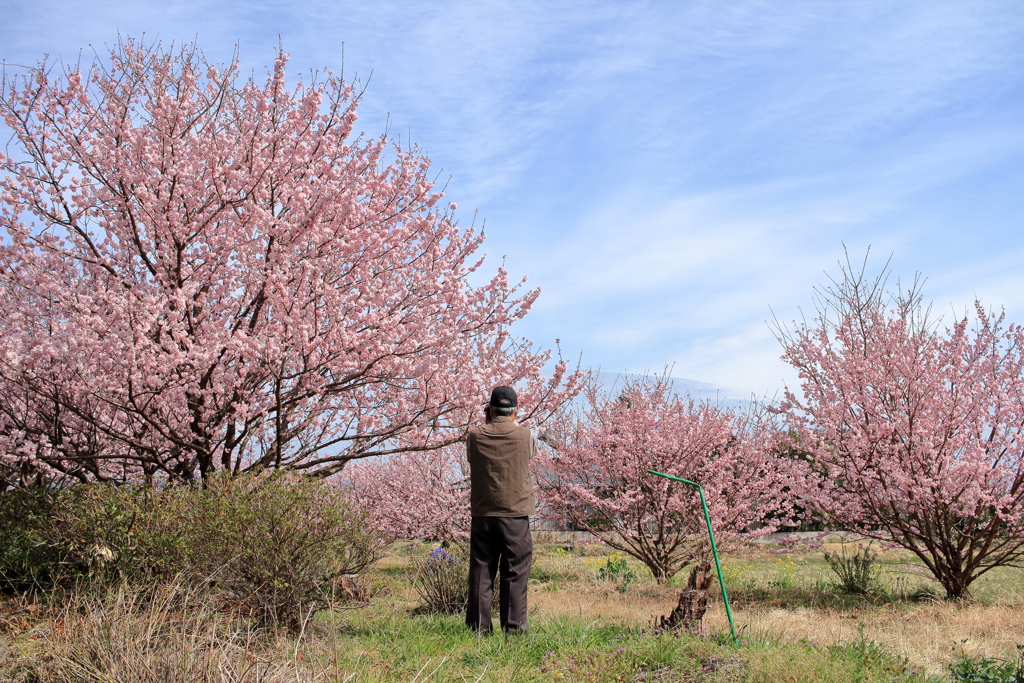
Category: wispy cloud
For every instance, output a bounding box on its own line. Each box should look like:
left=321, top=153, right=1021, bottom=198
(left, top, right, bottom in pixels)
left=3, top=0, right=1023, bottom=398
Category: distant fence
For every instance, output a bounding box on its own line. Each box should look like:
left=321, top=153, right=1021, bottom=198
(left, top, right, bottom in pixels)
left=531, top=529, right=866, bottom=545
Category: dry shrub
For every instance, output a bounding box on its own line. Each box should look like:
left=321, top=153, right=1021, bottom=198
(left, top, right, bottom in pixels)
left=4, top=581, right=333, bottom=683
left=823, top=543, right=882, bottom=594
left=332, top=572, right=390, bottom=605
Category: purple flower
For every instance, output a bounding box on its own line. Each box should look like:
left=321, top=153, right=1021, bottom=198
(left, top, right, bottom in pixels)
left=425, top=546, right=460, bottom=569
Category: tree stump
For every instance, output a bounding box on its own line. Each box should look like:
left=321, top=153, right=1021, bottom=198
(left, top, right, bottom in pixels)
left=659, top=563, right=712, bottom=631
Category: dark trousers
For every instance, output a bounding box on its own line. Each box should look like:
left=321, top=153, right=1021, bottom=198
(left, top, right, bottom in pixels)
left=466, top=516, right=532, bottom=634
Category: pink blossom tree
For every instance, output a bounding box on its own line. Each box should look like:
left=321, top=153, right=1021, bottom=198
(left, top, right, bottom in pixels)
left=343, top=445, right=470, bottom=542
left=0, top=39, right=581, bottom=487
left=534, top=376, right=796, bottom=583
left=774, top=257, right=1024, bottom=598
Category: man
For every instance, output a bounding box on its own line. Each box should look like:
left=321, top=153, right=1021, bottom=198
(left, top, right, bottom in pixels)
left=465, top=385, right=536, bottom=634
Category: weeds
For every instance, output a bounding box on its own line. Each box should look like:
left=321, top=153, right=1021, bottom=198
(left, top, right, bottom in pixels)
left=539, top=648, right=633, bottom=681
left=949, top=644, right=1024, bottom=683
left=825, top=542, right=882, bottom=594
left=768, top=554, right=798, bottom=590
left=597, top=554, right=639, bottom=593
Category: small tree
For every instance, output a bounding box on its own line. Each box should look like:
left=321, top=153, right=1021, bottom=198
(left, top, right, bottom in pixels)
left=343, top=445, right=469, bottom=542
left=0, top=39, right=580, bottom=486
left=774, top=256, right=1024, bottom=599
left=534, top=376, right=794, bottom=583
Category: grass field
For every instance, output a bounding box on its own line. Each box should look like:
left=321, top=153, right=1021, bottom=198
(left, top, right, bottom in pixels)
left=2, top=539, right=1022, bottom=682
left=530, top=540, right=1024, bottom=673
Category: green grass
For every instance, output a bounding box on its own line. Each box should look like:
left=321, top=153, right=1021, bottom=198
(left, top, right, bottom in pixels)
left=308, top=601, right=942, bottom=682
left=312, top=542, right=969, bottom=683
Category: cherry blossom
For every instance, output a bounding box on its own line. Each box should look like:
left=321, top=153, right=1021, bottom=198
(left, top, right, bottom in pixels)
left=0, top=39, right=582, bottom=486
left=343, top=445, right=470, bottom=542
left=775, top=259, right=1024, bottom=598
left=534, top=375, right=796, bottom=583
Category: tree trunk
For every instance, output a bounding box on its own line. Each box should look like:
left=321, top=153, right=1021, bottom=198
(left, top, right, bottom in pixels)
left=645, top=560, right=670, bottom=585
left=938, top=567, right=973, bottom=600
left=659, top=563, right=712, bottom=631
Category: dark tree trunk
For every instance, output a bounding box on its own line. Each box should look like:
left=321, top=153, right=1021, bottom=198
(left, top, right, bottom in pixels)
left=938, top=566, right=973, bottom=600
left=659, top=563, right=712, bottom=631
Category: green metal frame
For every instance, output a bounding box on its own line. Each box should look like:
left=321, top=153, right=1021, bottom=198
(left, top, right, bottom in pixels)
left=648, top=469, right=738, bottom=643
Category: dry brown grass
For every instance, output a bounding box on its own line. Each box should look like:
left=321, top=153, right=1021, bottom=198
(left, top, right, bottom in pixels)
left=526, top=543, right=1024, bottom=676
left=0, top=582, right=343, bottom=683
left=705, top=600, right=1024, bottom=674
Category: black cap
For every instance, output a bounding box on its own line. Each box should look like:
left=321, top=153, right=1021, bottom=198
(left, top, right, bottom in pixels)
left=489, top=386, right=518, bottom=408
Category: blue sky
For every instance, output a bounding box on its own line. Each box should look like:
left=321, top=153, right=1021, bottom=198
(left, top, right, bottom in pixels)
left=3, top=0, right=1023, bottom=399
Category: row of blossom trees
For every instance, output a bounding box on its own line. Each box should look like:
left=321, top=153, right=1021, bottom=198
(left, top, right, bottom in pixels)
left=342, top=376, right=798, bottom=588
left=3, top=39, right=1022, bottom=600
left=349, top=259, right=1024, bottom=599
left=523, top=258, right=1024, bottom=598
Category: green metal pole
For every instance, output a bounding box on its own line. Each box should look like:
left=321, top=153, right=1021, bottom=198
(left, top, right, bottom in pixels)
left=648, top=469, right=738, bottom=644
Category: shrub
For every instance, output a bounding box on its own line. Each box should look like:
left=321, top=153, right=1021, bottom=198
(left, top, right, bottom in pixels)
left=597, top=554, right=639, bottom=592
left=190, top=472, right=382, bottom=630
left=45, top=483, right=193, bottom=583
left=949, top=648, right=1024, bottom=683
left=0, top=487, right=70, bottom=592
left=0, top=473, right=384, bottom=630
left=414, top=544, right=468, bottom=614
left=824, top=543, right=882, bottom=594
